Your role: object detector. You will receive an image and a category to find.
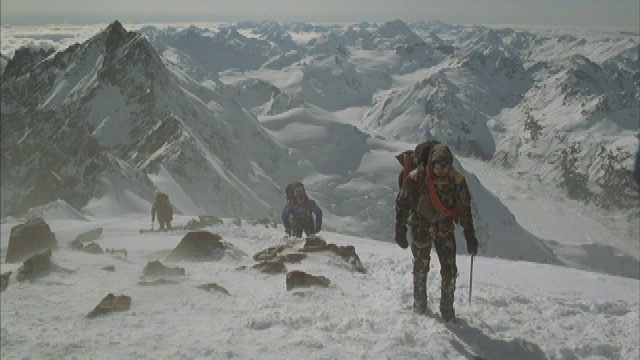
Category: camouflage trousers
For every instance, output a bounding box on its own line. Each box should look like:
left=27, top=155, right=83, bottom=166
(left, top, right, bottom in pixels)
left=410, top=224, right=458, bottom=317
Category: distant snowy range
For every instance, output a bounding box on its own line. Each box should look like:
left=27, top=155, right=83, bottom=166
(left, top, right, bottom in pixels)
left=2, top=19, right=638, bottom=270
left=0, top=19, right=639, bottom=359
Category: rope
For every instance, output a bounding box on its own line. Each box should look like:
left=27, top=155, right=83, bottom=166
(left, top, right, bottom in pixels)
left=425, top=165, right=459, bottom=237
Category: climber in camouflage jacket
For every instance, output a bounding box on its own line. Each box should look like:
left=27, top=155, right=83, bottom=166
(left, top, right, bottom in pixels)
left=395, top=143, right=478, bottom=321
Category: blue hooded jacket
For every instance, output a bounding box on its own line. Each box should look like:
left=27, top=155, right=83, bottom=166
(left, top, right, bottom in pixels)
left=281, top=187, right=322, bottom=230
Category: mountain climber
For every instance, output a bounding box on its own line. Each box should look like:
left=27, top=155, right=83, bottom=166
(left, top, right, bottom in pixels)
left=281, top=185, right=322, bottom=238
left=395, top=143, right=478, bottom=321
left=151, top=192, right=173, bottom=231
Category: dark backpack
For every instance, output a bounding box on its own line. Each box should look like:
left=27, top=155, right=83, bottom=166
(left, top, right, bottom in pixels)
left=396, top=140, right=440, bottom=188
left=156, top=193, right=171, bottom=210
left=285, top=181, right=305, bottom=204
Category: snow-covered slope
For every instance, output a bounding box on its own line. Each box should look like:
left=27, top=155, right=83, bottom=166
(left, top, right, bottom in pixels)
left=0, top=215, right=637, bottom=359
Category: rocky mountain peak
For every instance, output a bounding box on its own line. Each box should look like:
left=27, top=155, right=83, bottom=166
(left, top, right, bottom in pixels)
left=2, top=47, right=55, bottom=79
left=104, top=20, right=132, bottom=52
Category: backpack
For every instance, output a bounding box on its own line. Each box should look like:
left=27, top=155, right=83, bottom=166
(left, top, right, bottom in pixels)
left=156, top=192, right=171, bottom=210
left=396, top=140, right=440, bottom=188
left=285, top=181, right=305, bottom=204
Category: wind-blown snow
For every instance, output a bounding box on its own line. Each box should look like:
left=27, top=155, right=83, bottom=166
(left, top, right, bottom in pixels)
left=0, top=211, right=638, bottom=359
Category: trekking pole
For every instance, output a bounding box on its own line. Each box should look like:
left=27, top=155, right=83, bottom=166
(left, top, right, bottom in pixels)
left=468, top=254, right=475, bottom=306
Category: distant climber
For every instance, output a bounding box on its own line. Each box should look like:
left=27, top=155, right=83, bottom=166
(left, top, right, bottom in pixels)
left=281, top=182, right=322, bottom=238
left=152, top=192, right=173, bottom=231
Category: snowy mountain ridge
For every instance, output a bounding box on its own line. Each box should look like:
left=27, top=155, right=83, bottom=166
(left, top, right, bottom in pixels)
left=1, top=20, right=638, bottom=279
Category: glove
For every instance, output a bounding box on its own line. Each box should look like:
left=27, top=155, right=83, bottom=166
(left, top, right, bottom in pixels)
left=285, top=227, right=291, bottom=237
left=395, top=224, right=408, bottom=249
left=464, top=228, right=478, bottom=255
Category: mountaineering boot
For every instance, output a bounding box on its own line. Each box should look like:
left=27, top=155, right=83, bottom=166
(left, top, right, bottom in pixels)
left=412, top=273, right=428, bottom=315
left=440, top=273, right=456, bottom=322
left=440, top=307, right=456, bottom=322
left=413, top=300, right=427, bottom=315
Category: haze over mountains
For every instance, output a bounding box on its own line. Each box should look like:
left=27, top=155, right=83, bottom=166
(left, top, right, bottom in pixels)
left=1, top=20, right=638, bottom=277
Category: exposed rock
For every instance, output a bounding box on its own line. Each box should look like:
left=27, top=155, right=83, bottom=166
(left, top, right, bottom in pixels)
left=164, top=231, right=225, bottom=261
left=102, top=265, right=115, bottom=272
left=196, top=282, right=230, bottom=295
left=86, top=293, right=131, bottom=318
left=73, top=228, right=103, bottom=244
left=69, top=239, right=83, bottom=250
left=253, top=244, right=291, bottom=261
left=252, top=245, right=305, bottom=264
left=68, top=227, right=102, bottom=249
left=5, top=218, right=57, bottom=263
left=105, top=248, right=128, bottom=259
left=280, top=253, right=306, bottom=263
left=326, top=244, right=366, bottom=274
left=286, top=270, right=330, bottom=291
left=252, top=261, right=286, bottom=274
left=1, top=271, right=12, bottom=291
left=300, top=236, right=327, bottom=252
left=142, top=261, right=185, bottom=277
left=16, top=249, right=52, bottom=282
left=70, top=240, right=107, bottom=255
left=81, top=242, right=104, bottom=254
left=3, top=47, right=55, bottom=79
left=137, top=278, right=179, bottom=286
left=300, top=236, right=366, bottom=273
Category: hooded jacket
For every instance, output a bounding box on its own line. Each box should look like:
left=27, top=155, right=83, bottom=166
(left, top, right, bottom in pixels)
left=395, top=144, right=474, bottom=232
left=281, top=186, right=323, bottom=230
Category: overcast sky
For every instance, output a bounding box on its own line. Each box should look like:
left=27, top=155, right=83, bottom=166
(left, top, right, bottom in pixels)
left=1, top=0, right=639, bottom=30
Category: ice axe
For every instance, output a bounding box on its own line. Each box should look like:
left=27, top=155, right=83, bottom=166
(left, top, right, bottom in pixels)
left=468, top=254, right=475, bottom=306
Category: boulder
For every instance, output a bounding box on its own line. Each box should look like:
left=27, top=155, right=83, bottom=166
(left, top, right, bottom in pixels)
left=105, top=248, right=128, bottom=259
left=286, top=270, right=330, bottom=291
left=253, top=244, right=291, bottom=261
left=300, top=236, right=327, bottom=252
left=81, top=242, right=104, bottom=254
left=164, top=231, right=225, bottom=261
left=69, top=228, right=103, bottom=249
left=86, top=293, right=131, bottom=318
left=252, top=260, right=287, bottom=274
left=196, top=282, right=230, bottom=295
left=5, top=218, right=57, bottom=263
left=16, top=249, right=52, bottom=282
left=1, top=271, right=12, bottom=291
left=142, top=261, right=185, bottom=277
left=300, top=236, right=366, bottom=273
left=280, top=253, right=306, bottom=263
left=73, top=227, right=103, bottom=244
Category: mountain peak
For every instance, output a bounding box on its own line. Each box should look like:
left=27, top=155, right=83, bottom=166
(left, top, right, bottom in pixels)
left=106, top=20, right=125, bottom=34
left=104, top=20, right=128, bottom=51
